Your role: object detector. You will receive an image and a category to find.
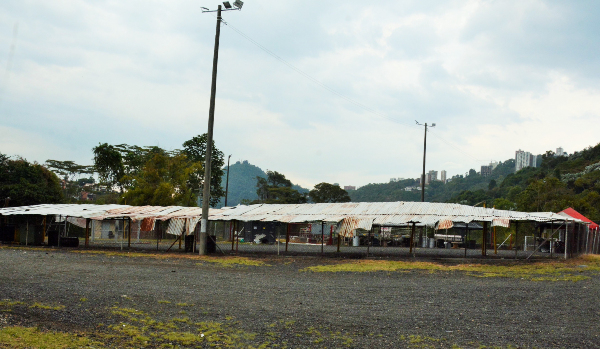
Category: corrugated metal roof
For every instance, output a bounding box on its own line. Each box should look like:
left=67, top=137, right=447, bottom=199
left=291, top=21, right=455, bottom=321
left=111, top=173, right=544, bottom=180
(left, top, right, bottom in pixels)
left=0, top=204, right=128, bottom=218
left=0, top=203, right=579, bottom=230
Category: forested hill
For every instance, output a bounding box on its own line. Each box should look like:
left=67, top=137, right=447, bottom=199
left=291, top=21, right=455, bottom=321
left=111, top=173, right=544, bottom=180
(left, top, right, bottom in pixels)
left=349, top=141, right=600, bottom=222
left=349, top=159, right=516, bottom=203
left=217, top=160, right=308, bottom=207
left=447, top=143, right=600, bottom=222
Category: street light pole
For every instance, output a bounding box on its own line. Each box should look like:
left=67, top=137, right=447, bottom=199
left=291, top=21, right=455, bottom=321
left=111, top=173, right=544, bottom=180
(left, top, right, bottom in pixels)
left=416, top=121, right=435, bottom=202
left=421, top=123, right=427, bottom=202
left=199, top=5, right=223, bottom=255
left=224, top=154, right=231, bottom=206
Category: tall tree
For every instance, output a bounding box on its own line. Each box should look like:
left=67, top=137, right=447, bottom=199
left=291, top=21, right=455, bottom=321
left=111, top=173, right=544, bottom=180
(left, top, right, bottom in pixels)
left=93, top=143, right=125, bottom=189
left=120, top=152, right=202, bottom=206
left=0, top=153, right=63, bottom=206
left=45, top=159, right=93, bottom=202
left=255, top=171, right=306, bottom=204
left=182, top=133, right=225, bottom=207
left=309, top=182, right=351, bottom=203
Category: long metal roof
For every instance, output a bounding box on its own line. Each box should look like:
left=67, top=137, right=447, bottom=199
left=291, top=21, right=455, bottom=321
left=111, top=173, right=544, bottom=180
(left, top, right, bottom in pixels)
left=0, top=202, right=581, bottom=229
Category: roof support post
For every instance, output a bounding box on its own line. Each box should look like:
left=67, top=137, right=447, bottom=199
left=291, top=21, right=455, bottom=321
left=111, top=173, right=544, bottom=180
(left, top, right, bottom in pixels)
left=564, top=221, right=569, bottom=260
left=285, top=223, right=290, bottom=252
left=493, top=224, right=497, bottom=255
left=128, top=218, right=131, bottom=250
left=85, top=218, right=90, bottom=248
left=482, top=221, right=488, bottom=257
left=550, top=221, right=554, bottom=258
left=410, top=223, right=416, bottom=257
left=367, top=226, right=372, bottom=257
left=464, top=224, right=469, bottom=258
left=337, top=227, right=341, bottom=253
left=321, top=221, right=324, bottom=255
left=235, top=221, right=240, bottom=254
left=514, top=222, right=519, bottom=260
left=231, top=220, right=236, bottom=252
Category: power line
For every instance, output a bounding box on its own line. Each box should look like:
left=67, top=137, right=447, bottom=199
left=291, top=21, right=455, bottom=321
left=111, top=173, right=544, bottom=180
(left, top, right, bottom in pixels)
left=220, top=19, right=420, bottom=131
left=216, top=17, right=492, bottom=169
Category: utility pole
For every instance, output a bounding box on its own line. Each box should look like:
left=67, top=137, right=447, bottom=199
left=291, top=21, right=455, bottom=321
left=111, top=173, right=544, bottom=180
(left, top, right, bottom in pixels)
left=199, top=1, right=244, bottom=255
left=199, top=5, right=222, bottom=255
left=416, top=121, right=435, bottom=202
left=224, top=154, right=231, bottom=206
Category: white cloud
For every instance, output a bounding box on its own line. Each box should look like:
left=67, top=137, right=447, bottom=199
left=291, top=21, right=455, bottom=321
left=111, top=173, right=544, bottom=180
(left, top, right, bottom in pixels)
left=1, top=0, right=600, bottom=190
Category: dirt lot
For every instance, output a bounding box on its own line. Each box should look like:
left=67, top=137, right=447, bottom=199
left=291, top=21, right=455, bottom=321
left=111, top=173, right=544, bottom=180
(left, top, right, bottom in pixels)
left=1, top=246, right=599, bottom=348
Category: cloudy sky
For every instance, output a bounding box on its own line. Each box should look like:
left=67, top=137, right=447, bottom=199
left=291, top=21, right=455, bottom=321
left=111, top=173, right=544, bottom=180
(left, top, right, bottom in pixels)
left=1, top=0, right=599, bottom=188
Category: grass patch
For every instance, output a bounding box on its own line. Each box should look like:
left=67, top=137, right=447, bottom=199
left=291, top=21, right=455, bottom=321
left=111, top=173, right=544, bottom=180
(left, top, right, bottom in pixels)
left=72, top=249, right=270, bottom=267
left=301, top=256, right=600, bottom=282
left=30, top=302, right=65, bottom=311
left=0, top=326, right=101, bottom=348
left=196, top=256, right=270, bottom=267
left=106, top=306, right=269, bottom=348
left=0, top=299, right=25, bottom=308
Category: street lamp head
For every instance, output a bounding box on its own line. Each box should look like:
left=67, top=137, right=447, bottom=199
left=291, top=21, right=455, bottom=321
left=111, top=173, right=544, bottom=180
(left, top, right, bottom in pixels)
left=223, top=1, right=232, bottom=9
left=431, top=123, right=436, bottom=127
left=233, top=0, right=243, bottom=9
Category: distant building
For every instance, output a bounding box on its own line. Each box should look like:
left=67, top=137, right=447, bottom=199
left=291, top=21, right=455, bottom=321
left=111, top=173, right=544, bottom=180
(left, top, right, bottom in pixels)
left=344, top=186, right=356, bottom=191
left=515, top=149, right=535, bottom=171
left=425, top=170, right=438, bottom=184
left=556, top=147, right=567, bottom=157
left=440, top=170, right=447, bottom=183
left=489, top=161, right=499, bottom=170
left=481, top=165, right=492, bottom=177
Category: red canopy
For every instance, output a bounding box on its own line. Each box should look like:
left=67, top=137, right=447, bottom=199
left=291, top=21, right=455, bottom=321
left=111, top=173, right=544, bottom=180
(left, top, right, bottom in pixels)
left=559, top=207, right=599, bottom=230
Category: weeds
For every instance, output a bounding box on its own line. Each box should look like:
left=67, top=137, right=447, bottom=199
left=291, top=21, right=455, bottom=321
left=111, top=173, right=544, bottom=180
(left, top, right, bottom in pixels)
left=301, top=256, right=600, bottom=282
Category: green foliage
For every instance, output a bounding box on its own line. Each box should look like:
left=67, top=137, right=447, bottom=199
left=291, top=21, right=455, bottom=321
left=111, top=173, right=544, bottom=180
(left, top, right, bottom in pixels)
left=93, top=143, right=125, bottom=188
left=92, top=134, right=225, bottom=207
left=0, top=154, right=63, bottom=206
left=44, top=160, right=95, bottom=203
left=182, top=134, right=225, bottom=206
left=120, top=152, right=202, bottom=206
left=255, top=171, right=307, bottom=204
left=309, top=182, right=351, bottom=203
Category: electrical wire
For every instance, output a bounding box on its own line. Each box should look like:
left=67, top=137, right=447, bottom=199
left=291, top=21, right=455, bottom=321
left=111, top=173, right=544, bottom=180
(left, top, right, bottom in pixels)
left=220, top=19, right=420, bottom=131
left=216, top=16, right=490, bottom=168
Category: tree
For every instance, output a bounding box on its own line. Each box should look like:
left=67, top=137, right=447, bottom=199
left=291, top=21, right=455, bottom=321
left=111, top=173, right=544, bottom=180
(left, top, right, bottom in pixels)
left=182, top=134, right=225, bottom=207
left=92, top=135, right=226, bottom=207
left=45, top=159, right=93, bottom=202
left=516, top=177, right=573, bottom=212
left=120, top=152, right=202, bottom=206
left=255, top=171, right=306, bottom=204
left=0, top=153, right=63, bottom=206
left=309, top=182, right=351, bottom=203
left=93, top=143, right=125, bottom=189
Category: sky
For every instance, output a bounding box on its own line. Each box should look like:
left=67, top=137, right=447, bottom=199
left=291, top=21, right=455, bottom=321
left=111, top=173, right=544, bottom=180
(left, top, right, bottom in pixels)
left=1, top=0, right=600, bottom=189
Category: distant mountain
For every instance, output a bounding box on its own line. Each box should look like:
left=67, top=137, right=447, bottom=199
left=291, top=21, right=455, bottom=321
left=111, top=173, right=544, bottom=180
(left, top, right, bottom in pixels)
left=216, top=160, right=308, bottom=207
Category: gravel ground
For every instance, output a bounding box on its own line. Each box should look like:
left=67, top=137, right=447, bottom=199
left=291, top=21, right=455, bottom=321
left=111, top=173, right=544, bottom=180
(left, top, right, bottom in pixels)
left=1, top=245, right=599, bottom=348
left=88, top=238, right=555, bottom=260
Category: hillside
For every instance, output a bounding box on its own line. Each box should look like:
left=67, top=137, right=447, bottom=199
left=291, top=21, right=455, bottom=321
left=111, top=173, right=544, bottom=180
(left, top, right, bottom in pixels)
left=217, top=160, right=308, bottom=207
left=349, top=159, right=516, bottom=203
left=447, top=143, right=600, bottom=222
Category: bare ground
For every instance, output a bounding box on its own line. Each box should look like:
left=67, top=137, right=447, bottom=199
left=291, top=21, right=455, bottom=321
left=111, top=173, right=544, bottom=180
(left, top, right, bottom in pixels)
left=0, top=245, right=599, bottom=348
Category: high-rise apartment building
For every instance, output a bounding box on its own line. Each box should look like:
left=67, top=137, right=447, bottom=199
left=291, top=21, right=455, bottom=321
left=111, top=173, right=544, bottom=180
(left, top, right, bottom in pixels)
left=515, top=149, right=535, bottom=171
left=481, top=165, right=492, bottom=177
left=440, top=170, right=447, bottom=183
